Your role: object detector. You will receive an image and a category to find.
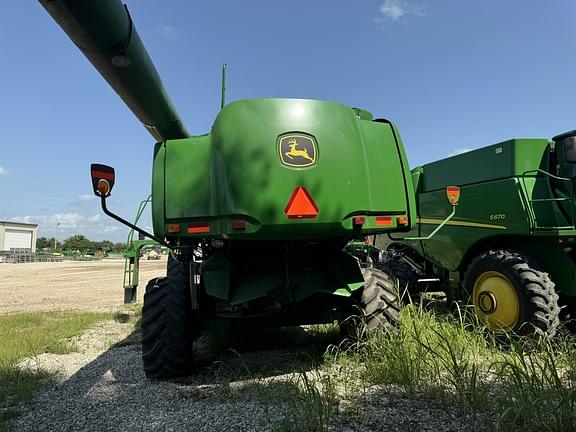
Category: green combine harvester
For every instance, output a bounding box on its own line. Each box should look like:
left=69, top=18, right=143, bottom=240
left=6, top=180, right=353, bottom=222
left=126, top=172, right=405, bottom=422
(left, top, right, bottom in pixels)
left=382, top=132, right=576, bottom=338
left=39, top=0, right=434, bottom=378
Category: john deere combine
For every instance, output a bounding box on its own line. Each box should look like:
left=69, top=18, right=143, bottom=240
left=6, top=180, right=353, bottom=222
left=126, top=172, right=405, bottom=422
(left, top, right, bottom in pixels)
left=40, top=0, right=419, bottom=378
left=382, top=133, right=576, bottom=338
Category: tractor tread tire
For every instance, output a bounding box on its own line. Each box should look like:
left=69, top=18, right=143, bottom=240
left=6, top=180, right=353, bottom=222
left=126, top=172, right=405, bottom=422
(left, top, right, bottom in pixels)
left=141, top=262, right=196, bottom=379
left=360, top=267, right=401, bottom=329
left=463, top=249, right=560, bottom=338
left=378, top=255, right=419, bottom=303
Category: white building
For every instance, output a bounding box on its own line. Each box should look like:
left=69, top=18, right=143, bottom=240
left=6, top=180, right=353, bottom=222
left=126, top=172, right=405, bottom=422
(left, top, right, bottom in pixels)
left=0, top=221, right=38, bottom=252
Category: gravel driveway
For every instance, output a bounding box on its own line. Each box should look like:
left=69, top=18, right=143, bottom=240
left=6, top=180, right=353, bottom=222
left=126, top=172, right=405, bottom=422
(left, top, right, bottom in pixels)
left=6, top=259, right=475, bottom=431
left=14, top=321, right=474, bottom=432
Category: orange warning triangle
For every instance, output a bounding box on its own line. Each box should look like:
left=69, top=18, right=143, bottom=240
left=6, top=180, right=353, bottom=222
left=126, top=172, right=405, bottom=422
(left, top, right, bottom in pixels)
left=285, top=187, right=319, bottom=219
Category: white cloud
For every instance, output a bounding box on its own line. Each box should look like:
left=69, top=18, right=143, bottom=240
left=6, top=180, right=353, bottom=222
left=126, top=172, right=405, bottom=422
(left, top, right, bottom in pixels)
left=9, top=213, right=100, bottom=229
left=378, top=0, right=426, bottom=22
left=78, top=194, right=96, bottom=203
left=448, top=148, right=473, bottom=157
left=7, top=213, right=127, bottom=241
left=0, top=166, right=9, bottom=176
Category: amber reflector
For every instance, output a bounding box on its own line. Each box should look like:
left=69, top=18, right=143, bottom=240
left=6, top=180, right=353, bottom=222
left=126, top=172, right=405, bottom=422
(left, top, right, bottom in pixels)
left=187, top=224, right=210, bottom=234
left=97, top=179, right=110, bottom=196
left=397, top=216, right=409, bottom=226
left=375, top=216, right=393, bottom=226
left=285, top=187, right=319, bottom=219
left=167, top=224, right=181, bottom=233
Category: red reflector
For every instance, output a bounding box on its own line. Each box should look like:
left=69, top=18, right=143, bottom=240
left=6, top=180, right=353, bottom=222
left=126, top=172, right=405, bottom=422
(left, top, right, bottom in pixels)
left=91, top=169, right=115, bottom=181
left=285, top=187, right=319, bottom=219
left=353, top=216, right=365, bottom=226
left=376, top=216, right=393, bottom=226
left=187, top=224, right=210, bottom=234
left=397, top=216, right=409, bottom=226
left=167, top=224, right=181, bottom=233
left=232, top=219, right=246, bottom=230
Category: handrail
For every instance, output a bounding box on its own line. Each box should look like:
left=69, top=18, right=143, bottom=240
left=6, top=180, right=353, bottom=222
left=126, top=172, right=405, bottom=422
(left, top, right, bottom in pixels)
left=126, top=195, right=153, bottom=246
left=519, top=169, right=575, bottom=230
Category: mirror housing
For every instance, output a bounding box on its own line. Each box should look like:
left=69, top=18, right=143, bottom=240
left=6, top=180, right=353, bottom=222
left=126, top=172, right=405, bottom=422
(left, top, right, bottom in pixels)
left=90, top=164, right=115, bottom=197
left=446, top=186, right=461, bottom=206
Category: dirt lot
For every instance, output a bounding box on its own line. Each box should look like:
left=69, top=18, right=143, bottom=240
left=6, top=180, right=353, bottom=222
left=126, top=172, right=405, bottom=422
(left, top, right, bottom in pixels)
left=0, top=258, right=166, bottom=314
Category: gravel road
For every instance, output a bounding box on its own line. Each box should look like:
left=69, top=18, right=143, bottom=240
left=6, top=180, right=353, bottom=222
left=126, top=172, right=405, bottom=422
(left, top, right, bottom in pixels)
left=15, top=322, right=290, bottom=432
left=6, top=259, right=476, bottom=431
left=13, top=322, right=474, bottom=432
left=0, top=259, right=165, bottom=314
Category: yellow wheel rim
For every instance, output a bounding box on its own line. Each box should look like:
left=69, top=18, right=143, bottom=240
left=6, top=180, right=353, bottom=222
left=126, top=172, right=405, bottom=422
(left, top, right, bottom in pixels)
left=472, top=271, right=519, bottom=332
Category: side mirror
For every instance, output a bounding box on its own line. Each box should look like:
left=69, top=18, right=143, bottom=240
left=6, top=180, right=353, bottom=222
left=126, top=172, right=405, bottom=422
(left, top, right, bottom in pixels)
left=446, top=186, right=461, bottom=206
left=90, top=164, right=115, bottom=197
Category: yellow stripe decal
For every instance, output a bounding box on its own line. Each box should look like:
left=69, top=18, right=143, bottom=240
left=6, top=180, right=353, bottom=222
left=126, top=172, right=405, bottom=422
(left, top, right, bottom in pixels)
left=417, top=218, right=508, bottom=230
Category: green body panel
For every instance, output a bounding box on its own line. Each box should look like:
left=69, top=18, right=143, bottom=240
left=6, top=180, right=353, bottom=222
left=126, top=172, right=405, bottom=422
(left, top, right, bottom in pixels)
left=390, top=136, right=576, bottom=297
left=153, top=98, right=415, bottom=241
left=416, top=178, right=531, bottom=270
left=420, top=139, right=550, bottom=191
left=201, top=248, right=364, bottom=304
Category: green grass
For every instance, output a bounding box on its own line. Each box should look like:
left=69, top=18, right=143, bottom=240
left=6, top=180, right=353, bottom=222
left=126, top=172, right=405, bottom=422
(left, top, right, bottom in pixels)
left=3, top=302, right=573, bottom=432
left=321, top=303, right=576, bottom=431
left=219, top=302, right=574, bottom=431
left=0, top=311, right=117, bottom=429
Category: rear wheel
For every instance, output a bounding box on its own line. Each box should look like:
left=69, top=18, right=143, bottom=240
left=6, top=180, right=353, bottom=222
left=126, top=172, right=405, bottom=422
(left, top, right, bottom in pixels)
left=462, top=250, right=560, bottom=338
left=378, top=255, right=419, bottom=303
left=360, top=267, right=401, bottom=330
left=142, top=257, right=198, bottom=379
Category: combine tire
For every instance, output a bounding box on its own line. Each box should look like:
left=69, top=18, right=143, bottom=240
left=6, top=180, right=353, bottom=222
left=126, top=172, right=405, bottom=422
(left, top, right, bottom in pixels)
left=378, top=256, right=419, bottom=303
left=141, top=271, right=196, bottom=379
left=462, top=250, right=560, bottom=338
left=360, top=267, right=401, bottom=329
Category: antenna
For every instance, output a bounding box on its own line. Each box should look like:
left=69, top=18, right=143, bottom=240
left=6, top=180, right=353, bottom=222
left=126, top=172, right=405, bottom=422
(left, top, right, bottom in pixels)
left=221, top=63, right=227, bottom=110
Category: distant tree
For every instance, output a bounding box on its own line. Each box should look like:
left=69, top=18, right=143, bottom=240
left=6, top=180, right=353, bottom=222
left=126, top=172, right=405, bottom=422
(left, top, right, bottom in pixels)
left=113, top=242, right=127, bottom=252
left=62, top=234, right=92, bottom=251
left=99, top=240, right=114, bottom=251
left=36, top=237, right=51, bottom=249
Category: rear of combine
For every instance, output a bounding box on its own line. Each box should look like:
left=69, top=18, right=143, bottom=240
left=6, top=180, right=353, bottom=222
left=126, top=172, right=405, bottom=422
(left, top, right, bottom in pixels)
left=41, top=0, right=416, bottom=378
left=144, top=99, right=416, bottom=378
left=383, top=132, right=576, bottom=337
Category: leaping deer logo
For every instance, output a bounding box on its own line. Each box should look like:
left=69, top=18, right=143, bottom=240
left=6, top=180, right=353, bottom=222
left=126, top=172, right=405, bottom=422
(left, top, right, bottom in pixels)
left=284, top=138, right=314, bottom=163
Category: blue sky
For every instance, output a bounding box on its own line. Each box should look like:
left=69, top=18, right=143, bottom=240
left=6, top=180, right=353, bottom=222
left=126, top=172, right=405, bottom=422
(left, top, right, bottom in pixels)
left=1, top=0, right=575, bottom=242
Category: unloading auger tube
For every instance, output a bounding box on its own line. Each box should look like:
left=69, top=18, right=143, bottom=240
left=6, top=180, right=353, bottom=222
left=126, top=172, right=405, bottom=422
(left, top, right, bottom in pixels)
left=39, top=0, right=188, bottom=141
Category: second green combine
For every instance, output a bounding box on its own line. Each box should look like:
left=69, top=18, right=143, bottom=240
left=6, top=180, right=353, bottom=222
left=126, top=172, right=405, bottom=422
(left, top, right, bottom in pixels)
left=382, top=132, right=576, bottom=338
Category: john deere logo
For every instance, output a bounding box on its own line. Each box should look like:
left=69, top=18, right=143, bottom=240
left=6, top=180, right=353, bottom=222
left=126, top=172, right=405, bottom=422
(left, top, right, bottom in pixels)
left=279, top=134, right=317, bottom=168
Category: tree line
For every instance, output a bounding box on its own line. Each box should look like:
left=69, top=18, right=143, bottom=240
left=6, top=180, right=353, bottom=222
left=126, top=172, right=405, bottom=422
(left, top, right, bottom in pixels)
left=36, top=235, right=127, bottom=253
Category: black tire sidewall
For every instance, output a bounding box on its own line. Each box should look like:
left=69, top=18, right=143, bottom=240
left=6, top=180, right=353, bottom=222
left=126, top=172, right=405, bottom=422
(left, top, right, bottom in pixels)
left=463, top=250, right=557, bottom=336
left=464, top=253, right=529, bottom=333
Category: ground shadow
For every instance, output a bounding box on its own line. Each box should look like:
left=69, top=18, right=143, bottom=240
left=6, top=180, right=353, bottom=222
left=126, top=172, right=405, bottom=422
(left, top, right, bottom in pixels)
left=12, top=321, right=342, bottom=432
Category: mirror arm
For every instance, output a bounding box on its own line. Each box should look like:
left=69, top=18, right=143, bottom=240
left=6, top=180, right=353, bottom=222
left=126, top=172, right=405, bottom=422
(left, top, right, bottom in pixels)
left=99, top=195, right=170, bottom=248
left=404, top=204, right=457, bottom=241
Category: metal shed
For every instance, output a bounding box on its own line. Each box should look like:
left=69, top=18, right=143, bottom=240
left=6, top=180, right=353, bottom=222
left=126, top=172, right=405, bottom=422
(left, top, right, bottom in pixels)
left=0, top=221, right=38, bottom=252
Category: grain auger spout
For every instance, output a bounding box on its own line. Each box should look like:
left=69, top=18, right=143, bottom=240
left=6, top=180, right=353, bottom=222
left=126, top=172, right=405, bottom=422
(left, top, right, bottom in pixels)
left=39, top=0, right=188, bottom=141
